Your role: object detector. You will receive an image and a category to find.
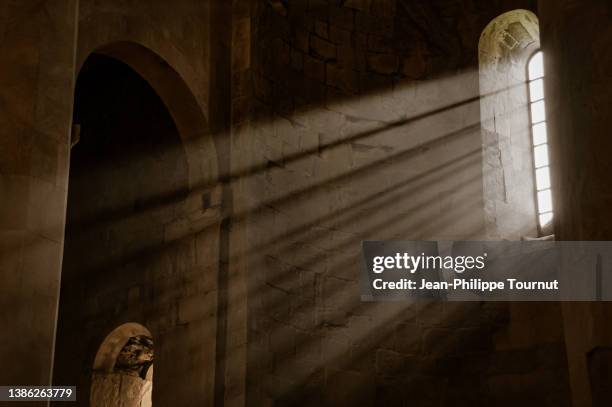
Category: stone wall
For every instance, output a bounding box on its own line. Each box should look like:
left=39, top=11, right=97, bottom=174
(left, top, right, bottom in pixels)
left=51, top=1, right=225, bottom=406
left=479, top=9, right=541, bottom=239
left=0, top=1, right=598, bottom=406
left=239, top=0, right=571, bottom=405
left=540, top=0, right=612, bottom=405
left=0, top=1, right=77, bottom=398
left=90, top=372, right=152, bottom=407
left=52, top=52, right=220, bottom=407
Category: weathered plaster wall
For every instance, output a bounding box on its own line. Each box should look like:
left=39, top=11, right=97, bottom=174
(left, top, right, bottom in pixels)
left=0, top=1, right=77, bottom=398
left=239, top=0, right=570, bottom=405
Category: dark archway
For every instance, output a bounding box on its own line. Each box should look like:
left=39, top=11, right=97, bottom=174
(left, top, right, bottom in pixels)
left=53, top=47, right=220, bottom=406
left=91, top=41, right=219, bottom=190
left=53, top=52, right=188, bottom=405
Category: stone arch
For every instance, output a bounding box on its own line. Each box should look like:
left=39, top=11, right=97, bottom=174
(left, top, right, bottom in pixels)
left=91, top=323, right=154, bottom=407
left=93, top=323, right=152, bottom=373
left=54, top=39, right=223, bottom=407
left=479, top=10, right=540, bottom=72
left=82, top=41, right=219, bottom=192
left=478, top=9, right=541, bottom=239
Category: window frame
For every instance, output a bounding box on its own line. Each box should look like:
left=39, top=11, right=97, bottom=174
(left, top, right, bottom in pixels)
left=526, top=50, right=553, bottom=236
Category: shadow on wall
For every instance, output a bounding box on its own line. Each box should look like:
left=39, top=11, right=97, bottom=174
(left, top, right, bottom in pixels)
left=47, top=1, right=570, bottom=406
left=241, top=2, right=569, bottom=406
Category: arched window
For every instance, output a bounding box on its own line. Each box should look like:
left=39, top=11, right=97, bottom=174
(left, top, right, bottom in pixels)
left=527, top=51, right=553, bottom=233
left=478, top=10, right=542, bottom=239
left=91, top=323, right=154, bottom=407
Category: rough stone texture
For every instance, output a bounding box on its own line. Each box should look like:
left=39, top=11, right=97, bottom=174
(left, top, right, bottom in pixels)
left=52, top=50, right=220, bottom=407
left=243, top=1, right=570, bottom=406
left=0, top=2, right=77, bottom=400
left=90, top=372, right=152, bottom=407
left=479, top=10, right=541, bottom=240
left=114, top=336, right=154, bottom=376
left=1, top=0, right=609, bottom=406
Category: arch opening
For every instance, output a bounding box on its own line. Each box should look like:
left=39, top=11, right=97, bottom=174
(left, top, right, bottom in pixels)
left=91, top=41, right=219, bottom=190
left=91, top=323, right=154, bottom=407
left=478, top=9, right=542, bottom=239
left=53, top=50, right=192, bottom=405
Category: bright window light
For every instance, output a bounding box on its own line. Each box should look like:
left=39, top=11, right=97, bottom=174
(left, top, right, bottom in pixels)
left=528, top=51, right=544, bottom=80
left=537, top=189, right=553, bottom=213
left=528, top=51, right=553, bottom=232
left=530, top=100, right=546, bottom=123
left=532, top=122, right=547, bottom=145
left=539, top=212, right=553, bottom=227
left=535, top=166, right=551, bottom=190
left=529, top=79, right=544, bottom=102
left=533, top=144, right=549, bottom=168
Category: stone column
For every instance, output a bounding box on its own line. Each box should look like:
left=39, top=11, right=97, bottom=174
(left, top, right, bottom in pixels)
left=0, top=0, right=78, bottom=389
left=539, top=0, right=612, bottom=406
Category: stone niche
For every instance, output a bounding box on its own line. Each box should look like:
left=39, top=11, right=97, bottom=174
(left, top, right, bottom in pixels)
left=90, top=324, right=154, bottom=407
